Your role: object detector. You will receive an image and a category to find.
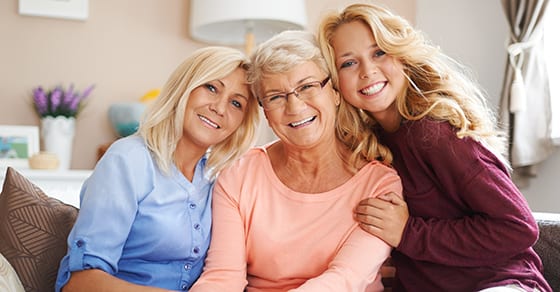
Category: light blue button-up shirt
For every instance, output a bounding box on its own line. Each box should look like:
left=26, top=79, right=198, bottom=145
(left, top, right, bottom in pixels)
left=55, top=136, right=212, bottom=291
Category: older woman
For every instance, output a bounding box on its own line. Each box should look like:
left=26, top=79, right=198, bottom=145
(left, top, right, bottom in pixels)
left=190, top=31, right=402, bottom=292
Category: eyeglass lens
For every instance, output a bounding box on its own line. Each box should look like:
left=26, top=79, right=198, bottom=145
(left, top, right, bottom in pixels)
left=261, top=77, right=330, bottom=110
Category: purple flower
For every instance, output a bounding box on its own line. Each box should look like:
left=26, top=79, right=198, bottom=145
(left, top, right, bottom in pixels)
left=31, top=83, right=95, bottom=118
left=33, top=86, right=48, bottom=115
left=68, top=92, right=81, bottom=111
left=50, top=87, right=63, bottom=111
left=80, top=84, right=95, bottom=100
left=62, top=83, right=75, bottom=107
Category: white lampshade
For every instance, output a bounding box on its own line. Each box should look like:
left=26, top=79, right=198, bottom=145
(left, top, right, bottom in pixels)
left=190, top=0, right=307, bottom=51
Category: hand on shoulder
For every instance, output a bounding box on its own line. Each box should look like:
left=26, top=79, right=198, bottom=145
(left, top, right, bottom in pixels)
left=354, top=192, right=409, bottom=247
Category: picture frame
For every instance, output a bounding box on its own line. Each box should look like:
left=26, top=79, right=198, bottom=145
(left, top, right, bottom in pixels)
left=18, top=0, right=89, bottom=21
left=0, top=125, right=40, bottom=169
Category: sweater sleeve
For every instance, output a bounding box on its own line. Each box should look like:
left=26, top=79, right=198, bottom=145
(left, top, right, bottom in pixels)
left=397, top=122, right=538, bottom=267
left=290, top=171, right=402, bottom=292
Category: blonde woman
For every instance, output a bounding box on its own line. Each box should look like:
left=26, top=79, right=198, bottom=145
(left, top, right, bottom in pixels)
left=318, top=3, right=551, bottom=292
left=56, top=46, right=259, bottom=292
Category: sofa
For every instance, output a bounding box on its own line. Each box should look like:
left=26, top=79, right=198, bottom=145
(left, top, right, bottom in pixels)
left=0, top=167, right=559, bottom=292
left=533, top=212, right=560, bottom=291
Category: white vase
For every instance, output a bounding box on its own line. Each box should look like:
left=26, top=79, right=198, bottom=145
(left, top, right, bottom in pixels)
left=41, top=116, right=76, bottom=170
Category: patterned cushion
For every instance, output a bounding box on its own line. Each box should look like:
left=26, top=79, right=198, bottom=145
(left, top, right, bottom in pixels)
left=0, top=167, right=78, bottom=292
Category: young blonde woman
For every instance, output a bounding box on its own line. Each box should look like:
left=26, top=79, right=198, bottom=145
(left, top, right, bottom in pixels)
left=55, top=46, right=259, bottom=292
left=319, top=3, right=551, bottom=292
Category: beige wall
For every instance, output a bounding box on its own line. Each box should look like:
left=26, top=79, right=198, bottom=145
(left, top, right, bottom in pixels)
left=0, top=0, right=414, bottom=169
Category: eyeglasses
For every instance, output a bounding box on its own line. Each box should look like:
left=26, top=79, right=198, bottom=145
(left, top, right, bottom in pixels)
left=259, top=76, right=331, bottom=110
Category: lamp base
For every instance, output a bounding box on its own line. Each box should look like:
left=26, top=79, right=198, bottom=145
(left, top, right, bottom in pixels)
left=245, top=31, right=255, bottom=55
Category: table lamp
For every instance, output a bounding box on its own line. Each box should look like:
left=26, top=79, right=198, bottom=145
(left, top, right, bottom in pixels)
left=190, top=0, right=307, bottom=55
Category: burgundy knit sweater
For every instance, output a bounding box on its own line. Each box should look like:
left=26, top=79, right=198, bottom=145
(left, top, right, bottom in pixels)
left=376, top=118, right=551, bottom=292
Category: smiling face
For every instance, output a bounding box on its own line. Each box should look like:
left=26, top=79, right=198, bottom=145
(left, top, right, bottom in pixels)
left=331, top=20, right=406, bottom=129
left=183, top=67, right=250, bottom=151
left=259, top=61, right=339, bottom=149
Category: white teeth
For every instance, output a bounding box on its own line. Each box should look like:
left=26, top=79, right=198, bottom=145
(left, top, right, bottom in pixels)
left=199, top=115, right=219, bottom=129
left=361, top=82, right=384, bottom=95
left=289, top=116, right=315, bottom=127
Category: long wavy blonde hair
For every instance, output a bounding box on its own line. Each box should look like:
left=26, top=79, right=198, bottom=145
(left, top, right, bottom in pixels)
left=137, top=46, right=260, bottom=178
left=318, top=3, right=508, bottom=167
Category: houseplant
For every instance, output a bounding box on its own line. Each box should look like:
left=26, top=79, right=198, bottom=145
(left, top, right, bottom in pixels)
left=32, top=84, right=95, bottom=169
left=32, top=84, right=94, bottom=118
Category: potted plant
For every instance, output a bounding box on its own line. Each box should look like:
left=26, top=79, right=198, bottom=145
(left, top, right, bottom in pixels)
left=31, top=84, right=95, bottom=169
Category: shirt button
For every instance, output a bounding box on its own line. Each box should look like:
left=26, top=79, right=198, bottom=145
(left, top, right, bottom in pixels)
left=189, top=203, right=196, bottom=209
left=76, top=240, right=84, bottom=247
left=184, top=263, right=192, bottom=270
left=194, top=223, right=200, bottom=230
left=181, top=283, right=188, bottom=290
left=193, top=247, right=200, bottom=254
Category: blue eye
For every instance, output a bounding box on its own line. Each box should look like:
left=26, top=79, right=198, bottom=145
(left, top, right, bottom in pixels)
left=298, top=82, right=320, bottom=93
left=268, top=94, right=285, bottom=101
left=205, top=84, right=217, bottom=93
left=231, top=100, right=242, bottom=109
left=299, top=84, right=313, bottom=91
left=340, top=60, right=356, bottom=69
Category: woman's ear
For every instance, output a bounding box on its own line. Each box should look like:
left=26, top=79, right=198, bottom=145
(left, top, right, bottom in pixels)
left=334, top=90, right=341, bottom=106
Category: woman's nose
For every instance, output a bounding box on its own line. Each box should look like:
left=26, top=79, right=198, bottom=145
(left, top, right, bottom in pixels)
left=284, top=93, right=307, bottom=114
left=210, top=96, right=227, bottom=115
left=360, top=62, right=378, bottom=79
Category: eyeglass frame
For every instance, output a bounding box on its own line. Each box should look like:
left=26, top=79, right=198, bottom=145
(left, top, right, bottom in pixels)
left=258, top=76, right=331, bottom=110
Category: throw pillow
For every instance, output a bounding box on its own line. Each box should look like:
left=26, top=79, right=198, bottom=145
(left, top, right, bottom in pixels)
left=0, top=167, right=78, bottom=292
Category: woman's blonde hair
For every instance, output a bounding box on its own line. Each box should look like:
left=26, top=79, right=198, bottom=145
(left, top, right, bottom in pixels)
left=318, top=3, right=509, bottom=167
left=137, top=46, right=259, bottom=178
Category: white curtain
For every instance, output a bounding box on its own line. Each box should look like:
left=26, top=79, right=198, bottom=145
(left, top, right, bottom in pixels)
left=499, top=0, right=555, bottom=186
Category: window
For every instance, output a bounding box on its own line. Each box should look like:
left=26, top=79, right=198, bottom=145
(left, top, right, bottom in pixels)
left=544, top=0, right=560, bottom=144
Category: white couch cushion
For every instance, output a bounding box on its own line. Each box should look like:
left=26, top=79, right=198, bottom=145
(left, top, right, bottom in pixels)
left=0, top=253, right=24, bottom=292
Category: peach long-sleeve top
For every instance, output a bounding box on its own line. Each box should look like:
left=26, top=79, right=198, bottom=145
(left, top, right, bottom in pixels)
left=191, top=147, right=403, bottom=292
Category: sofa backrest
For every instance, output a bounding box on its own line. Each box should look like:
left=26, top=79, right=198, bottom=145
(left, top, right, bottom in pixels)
left=533, top=212, right=560, bottom=292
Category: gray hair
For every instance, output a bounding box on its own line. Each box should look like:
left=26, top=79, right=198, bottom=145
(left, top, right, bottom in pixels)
left=248, top=30, right=329, bottom=97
